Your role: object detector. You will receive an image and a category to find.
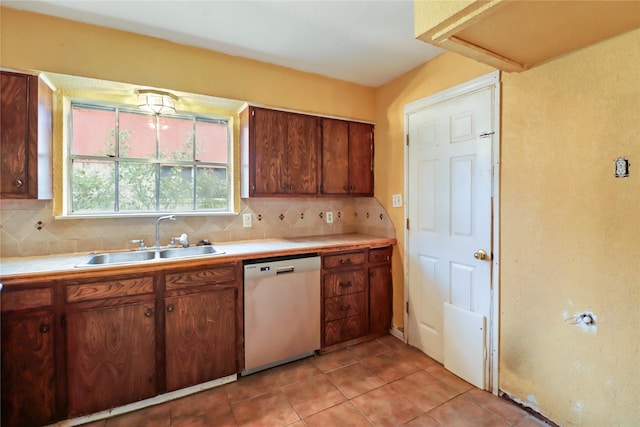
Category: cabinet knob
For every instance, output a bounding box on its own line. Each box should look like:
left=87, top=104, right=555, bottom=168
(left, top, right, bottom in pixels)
left=340, top=258, right=352, bottom=264
left=39, top=324, right=50, bottom=333
left=144, top=308, right=153, bottom=317
left=343, top=185, right=349, bottom=191
left=341, top=305, right=352, bottom=311
left=350, top=185, right=355, bottom=190
left=339, top=281, right=352, bottom=288
left=167, top=304, right=174, bottom=313
left=13, top=179, right=23, bottom=188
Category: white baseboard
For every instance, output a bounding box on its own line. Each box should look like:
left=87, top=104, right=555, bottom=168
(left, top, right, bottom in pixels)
left=389, top=326, right=405, bottom=342
left=47, top=374, right=237, bottom=427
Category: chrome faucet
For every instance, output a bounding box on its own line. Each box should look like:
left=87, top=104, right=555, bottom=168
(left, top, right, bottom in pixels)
left=155, top=215, right=176, bottom=248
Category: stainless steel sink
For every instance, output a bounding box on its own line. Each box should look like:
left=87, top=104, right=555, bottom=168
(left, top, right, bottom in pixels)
left=76, top=245, right=222, bottom=267
left=78, top=250, right=157, bottom=266
left=158, top=245, right=218, bottom=259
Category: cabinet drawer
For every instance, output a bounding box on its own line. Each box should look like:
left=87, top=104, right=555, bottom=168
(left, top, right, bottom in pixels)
left=323, top=269, right=366, bottom=297
left=324, top=292, right=366, bottom=322
left=369, top=247, right=392, bottom=264
left=323, top=251, right=365, bottom=269
left=324, top=315, right=367, bottom=347
left=66, top=276, right=154, bottom=303
left=1, top=287, right=53, bottom=312
left=165, top=264, right=237, bottom=290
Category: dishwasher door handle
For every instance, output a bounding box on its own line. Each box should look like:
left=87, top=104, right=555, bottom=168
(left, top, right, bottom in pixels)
left=276, top=266, right=295, bottom=275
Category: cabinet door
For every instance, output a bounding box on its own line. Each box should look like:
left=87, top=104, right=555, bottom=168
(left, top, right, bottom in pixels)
left=0, top=71, right=52, bottom=199
left=286, top=113, right=319, bottom=194
left=321, top=118, right=350, bottom=195
left=66, top=302, right=157, bottom=416
left=1, top=312, right=56, bottom=427
left=348, top=122, right=374, bottom=196
left=165, top=288, right=237, bottom=391
left=252, top=108, right=288, bottom=195
left=369, top=265, right=392, bottom=335
left=0, top=72, right=31, bottom=197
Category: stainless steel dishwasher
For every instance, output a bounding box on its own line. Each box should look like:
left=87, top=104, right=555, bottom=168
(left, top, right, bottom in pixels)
left=243, top=254, right=321, bottom=375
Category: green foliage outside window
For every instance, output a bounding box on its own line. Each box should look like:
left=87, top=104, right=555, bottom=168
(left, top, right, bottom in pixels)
left=70, top=106, right=229, bottom=214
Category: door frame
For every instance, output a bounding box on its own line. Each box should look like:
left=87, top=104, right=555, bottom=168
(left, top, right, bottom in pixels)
left=403, top=71, right=501, bottom=394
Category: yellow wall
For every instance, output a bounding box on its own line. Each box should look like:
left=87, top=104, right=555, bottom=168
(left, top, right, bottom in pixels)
left=375, top=29, right=640, bottom=426
left=0, top=7, right=375, bottom=121
left=498, top=29, right=640, bottom=426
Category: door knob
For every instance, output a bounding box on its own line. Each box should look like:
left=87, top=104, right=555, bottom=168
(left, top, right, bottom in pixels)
left=474, top=249, right=488, bottom=260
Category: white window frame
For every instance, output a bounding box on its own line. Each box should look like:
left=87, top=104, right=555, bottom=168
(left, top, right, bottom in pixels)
left=62, top=99, right=235, bottom=218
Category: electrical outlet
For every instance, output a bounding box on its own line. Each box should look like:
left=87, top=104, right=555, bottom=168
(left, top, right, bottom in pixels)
left=392, top=194, right=402, bottom=207
left=326, top=211, right=334, bottom=224
left=242, top=213, right=252, bottom=228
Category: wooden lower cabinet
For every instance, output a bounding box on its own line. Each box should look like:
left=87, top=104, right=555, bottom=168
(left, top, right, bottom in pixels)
left=369, top=264, right=392, bottom=335
left=0, top=262, right=242, bottom=426
left=321, top=247, right=393, bottom=350
left=1, top=311, right=56, bottom=427
left=65, top=301, right=157, bottom=417
left=165, top=288, right=238, bottom=391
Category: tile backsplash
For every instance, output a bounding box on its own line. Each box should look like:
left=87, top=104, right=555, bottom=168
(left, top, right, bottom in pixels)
left=0, top=197, right=395, bottom=258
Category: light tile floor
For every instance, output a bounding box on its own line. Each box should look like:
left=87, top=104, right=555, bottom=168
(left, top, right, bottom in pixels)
left=81, top=335, right=551, bottom=427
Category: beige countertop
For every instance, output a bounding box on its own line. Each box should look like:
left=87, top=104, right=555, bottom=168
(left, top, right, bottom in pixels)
left=0, top=233, right=396, bottom=281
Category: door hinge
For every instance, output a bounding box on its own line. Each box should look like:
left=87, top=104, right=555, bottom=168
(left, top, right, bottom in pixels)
left=406, top=301, right=409, bottom=314
left=405, top=134, right=409, bottom=145
left=60, top=314, right=67, bottom=329
left=406, top=218, right=410, bottom=230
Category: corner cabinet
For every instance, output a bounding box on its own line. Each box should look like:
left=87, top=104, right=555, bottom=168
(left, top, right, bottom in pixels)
left=240, top=106, right=374, bottom=198
left=321, top=119, right=374, bottom=196
left=321, top=246, right=392, bottom=351
left=0, top=71, right=53, bottom=199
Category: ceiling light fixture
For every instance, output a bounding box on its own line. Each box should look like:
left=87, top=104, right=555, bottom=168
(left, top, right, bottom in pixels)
left=137, top=89, right=177, bottom=115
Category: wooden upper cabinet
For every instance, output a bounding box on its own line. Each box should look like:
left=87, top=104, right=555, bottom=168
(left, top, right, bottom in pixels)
left=321, top=119, right=373, bottom=196
left=243, top=106, right=319, bottom=196
left=320, top=119, right=349, bottom=195
left=415, top=0, right=640, bottom=72
left=241, top=106, right=374, bottom=197
left=0, top=71, right=53, bottom=199
left=286, top=112, right=319, bottom=194
left=348, top=122, right=374, bottom=196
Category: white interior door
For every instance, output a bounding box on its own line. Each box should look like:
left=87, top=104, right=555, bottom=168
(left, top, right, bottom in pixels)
left=405, top=76, right=498, bottom=390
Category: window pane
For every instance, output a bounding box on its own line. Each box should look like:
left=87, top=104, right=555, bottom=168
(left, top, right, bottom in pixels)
left=71, top=106, right=116, bottom=156
left=196, top=120, right=228, bottom=162
left=118, top=111, right=157, bottom=159
left=159, top=165, right=194, bottom=210
left=71, top=160, right=115, bottom=211
left=159, top=117, right=194, bottom=161
left=196, top=166, right=228, bottom=210
left=119, top=163, right=156, bottom=211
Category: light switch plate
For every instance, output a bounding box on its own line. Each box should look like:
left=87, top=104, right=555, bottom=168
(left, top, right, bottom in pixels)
left=392, top=194, right=402, bottom=207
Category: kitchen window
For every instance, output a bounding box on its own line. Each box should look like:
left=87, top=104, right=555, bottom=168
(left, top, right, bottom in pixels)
left=67, top=103, right=232, bottom=215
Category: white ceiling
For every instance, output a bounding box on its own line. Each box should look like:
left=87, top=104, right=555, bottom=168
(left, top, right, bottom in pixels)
left=3, top=0, right=444, bottom=87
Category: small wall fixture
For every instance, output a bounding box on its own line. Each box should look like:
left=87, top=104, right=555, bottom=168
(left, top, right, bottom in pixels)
left=614, top=157, right=630, bottom=178
left=137, top=89, right=177, bottom=115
